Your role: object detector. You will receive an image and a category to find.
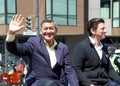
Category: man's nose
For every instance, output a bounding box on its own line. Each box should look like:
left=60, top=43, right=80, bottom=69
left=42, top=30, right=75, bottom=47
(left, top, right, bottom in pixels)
left=104, top=28, right=107, bottom=32
left=46, top=28, right=51, bottom=33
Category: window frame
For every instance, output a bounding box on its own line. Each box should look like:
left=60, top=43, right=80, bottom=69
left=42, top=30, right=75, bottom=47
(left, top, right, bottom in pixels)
left=45, top=0, right=77, bottom=26
left=0, top=0, right=17, bottom=24
left=112, top=0, right=120, bottom=28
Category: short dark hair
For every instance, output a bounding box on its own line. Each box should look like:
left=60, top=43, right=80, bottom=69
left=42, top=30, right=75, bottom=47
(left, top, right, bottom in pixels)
left=40, top=19, right=58, bottom=29
left=87, top=18, right=105, bottom=36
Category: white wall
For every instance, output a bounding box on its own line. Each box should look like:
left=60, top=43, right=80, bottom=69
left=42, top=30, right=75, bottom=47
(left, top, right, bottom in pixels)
left=89, top=0, right=100, bottom=20
left=104, top=19, right=112, bottom=36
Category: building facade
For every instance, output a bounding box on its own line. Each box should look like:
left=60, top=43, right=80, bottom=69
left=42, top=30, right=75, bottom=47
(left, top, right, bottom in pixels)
left=0, top=0, right=120, bottom=72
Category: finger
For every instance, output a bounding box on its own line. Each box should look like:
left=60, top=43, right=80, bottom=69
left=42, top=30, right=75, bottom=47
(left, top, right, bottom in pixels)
left=17, top=14, right=23, bottom=23
left=19, top=16, right=24, bottom=24
left=10, top=15, right=15, bottom=23
left=14, top=14, right=19, bottom=21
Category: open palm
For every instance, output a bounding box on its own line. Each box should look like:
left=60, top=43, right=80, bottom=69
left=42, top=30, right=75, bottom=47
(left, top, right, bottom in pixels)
left=9, top=14, right=25, bottom=35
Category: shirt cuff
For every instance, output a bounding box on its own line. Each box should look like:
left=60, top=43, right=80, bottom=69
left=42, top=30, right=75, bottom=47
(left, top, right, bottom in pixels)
left=6, top=34, right=15, bottom=42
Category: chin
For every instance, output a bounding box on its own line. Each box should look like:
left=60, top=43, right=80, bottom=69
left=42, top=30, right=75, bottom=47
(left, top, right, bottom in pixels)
left=101, top=37, right=104, bottom=39
left=46, top=38, right=54, bottom=41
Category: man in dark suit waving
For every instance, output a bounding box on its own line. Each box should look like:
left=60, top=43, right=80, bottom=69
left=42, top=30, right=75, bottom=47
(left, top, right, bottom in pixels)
left=71, top=18, right=120, bottom=86
left=6, top=14, right=78, bottom=86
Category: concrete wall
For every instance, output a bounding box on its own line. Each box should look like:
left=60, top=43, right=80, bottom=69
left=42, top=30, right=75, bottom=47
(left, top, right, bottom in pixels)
left=88, top=0, right=100, bottom=20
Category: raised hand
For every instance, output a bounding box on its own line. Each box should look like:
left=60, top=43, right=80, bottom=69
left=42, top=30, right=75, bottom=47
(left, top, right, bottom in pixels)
left=8, top=14, right=25, bottom=35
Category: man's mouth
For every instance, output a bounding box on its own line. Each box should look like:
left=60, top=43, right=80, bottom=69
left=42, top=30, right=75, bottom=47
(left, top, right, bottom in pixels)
left=47, top=33, right=51, bottom=37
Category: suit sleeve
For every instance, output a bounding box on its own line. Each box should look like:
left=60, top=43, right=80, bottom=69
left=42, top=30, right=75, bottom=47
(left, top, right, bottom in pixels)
left=63, top=45, right=79, bottom=86
left=71, top=44, right=92, bottom=86
left=6, top=37, right=34, bottom=56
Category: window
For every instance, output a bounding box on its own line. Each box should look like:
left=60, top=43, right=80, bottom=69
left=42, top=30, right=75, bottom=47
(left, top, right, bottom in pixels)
left=0, top=0, right=16, bottom=24
left=112, top=0, right=119, bottom=28
left=45, top=0, right=77, bottom=26
left=100, top=0, right=110, bottom=19
left=0, top=0, right=5, bottom=24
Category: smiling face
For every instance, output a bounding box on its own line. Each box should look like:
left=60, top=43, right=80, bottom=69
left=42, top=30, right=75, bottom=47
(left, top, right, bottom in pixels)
left=91, top=22, right=107, bottom=41
left=40, top=22, right=57, bottom=46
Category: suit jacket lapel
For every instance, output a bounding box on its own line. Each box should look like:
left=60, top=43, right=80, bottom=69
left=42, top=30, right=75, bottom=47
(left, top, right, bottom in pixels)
left=87, top=38, right=100, bottom=60
left=91, top=44, right=100, bottom=60
left=89, top=37, right=108, bottom=61
left=55, top=45, right=61, bottom=64
left=52, top=41, right=63, bottom=68
left=39, top=37, right=51, bottom=66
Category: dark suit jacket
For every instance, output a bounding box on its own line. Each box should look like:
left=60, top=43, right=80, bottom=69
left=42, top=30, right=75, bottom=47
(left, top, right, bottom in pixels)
left=6, top=36, right=78, bottom=86
left=72, top=37, right=120, bottom=86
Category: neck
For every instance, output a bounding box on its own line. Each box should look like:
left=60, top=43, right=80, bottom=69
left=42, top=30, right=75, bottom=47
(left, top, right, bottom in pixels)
left=91, top=36, right=100, bottom=46
left=47, top=41, right=54, bottom=47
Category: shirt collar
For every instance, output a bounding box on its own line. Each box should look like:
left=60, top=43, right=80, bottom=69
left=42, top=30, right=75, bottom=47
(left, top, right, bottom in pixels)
left=44, top=40, right=57, bottom=48
left=89, top=36, right=103, bottom=48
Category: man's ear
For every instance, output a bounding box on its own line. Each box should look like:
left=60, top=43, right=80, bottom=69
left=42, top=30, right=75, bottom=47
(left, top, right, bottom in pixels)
left=90, top=28, right=95, bottom=35
left=55, top=29, right=58, bottom=33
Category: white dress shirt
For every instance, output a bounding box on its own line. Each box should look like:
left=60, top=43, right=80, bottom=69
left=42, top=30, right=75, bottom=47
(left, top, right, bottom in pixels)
left=45, top=40, right=57, bottom=68
left=89, top=36, right=103, bottom=60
